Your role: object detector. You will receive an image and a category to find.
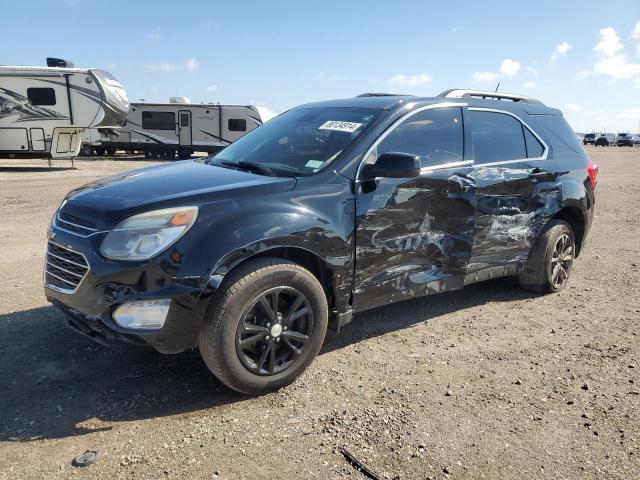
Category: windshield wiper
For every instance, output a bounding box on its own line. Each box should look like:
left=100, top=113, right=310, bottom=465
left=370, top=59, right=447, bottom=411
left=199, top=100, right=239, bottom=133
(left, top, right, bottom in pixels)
left=219, top=160, right=273, bottom=176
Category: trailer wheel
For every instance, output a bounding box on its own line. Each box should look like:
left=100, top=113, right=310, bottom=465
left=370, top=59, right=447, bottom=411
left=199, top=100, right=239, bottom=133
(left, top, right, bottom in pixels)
left=95, top=147, right=105, bottom=156
left=106, top=147, right=117, bottom=156
left=160, top=149, right=173, bottom=160
left=80, top=144, right=94, bottom=156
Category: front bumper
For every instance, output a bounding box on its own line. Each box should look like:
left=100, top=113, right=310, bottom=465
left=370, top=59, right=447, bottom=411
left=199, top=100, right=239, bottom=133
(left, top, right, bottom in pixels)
left=44, top=226, right=209, bottom=353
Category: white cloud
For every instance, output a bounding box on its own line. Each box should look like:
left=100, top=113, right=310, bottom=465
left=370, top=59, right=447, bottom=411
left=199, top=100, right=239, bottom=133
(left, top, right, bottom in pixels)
left=205, top=84, right=218, bottom=92
left=472, top=71, right=500, bottom=82
left=523, top=81, right=536, bottom=88
left=500, top=58, right=521, bottom=76
left=525, top=66, right=538, bottom=76
left=106, top=62, right=118, bottom=71
left=184, top=58, right=199, bottom=72
left=472, top=58, right=521, bottom=83
left=317, top=71, right=345, bottom=81
left=595, top=27, right=623, bottom=57
left=584, top=26, right=640, bottom=85
left=564, top=106, right=640, bottom=133
left=632, top=22, right=640, bottom=55
left=387, top=73, right=433, bottom=87
left=146, top=58, right=200, bottom=73
left=551, top=41, right=572, bottom=61
left=565, top=103, right=583, bottom=112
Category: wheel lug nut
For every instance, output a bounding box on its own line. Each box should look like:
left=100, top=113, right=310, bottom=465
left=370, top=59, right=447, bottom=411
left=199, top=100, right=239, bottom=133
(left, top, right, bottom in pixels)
left=276, top=338, right=280, bottom=342
left=265, top=336, right=270, bottom=340
left=284, top=326, right=288, bottom=330
left=266, top=323, right=271, bottom=327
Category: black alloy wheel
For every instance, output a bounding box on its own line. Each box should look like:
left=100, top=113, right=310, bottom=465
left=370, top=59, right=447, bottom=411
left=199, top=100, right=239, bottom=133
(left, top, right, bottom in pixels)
left=235, top=286, right=313, bottom=376
left=549, top=232, right=573, bottom=290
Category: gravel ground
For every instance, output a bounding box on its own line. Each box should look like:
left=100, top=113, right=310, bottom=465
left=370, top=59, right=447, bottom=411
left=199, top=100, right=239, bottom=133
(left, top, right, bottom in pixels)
left=0, top=148, right=638, bottom=480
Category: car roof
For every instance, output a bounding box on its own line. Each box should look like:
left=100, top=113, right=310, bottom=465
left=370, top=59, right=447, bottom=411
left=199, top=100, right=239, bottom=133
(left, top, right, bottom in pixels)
left=299, top=93, right=561, bottom=116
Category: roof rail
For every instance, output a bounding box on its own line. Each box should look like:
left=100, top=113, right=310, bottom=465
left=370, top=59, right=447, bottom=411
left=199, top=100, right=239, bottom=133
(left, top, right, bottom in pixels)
left=438, top=89, right=544, bottom=105
left=356, top=92, right=412, bottom=98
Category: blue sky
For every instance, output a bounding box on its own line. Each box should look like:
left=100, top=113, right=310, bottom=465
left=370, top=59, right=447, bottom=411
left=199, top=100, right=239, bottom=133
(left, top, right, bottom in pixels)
left=3, top=0, right=640, bottom=132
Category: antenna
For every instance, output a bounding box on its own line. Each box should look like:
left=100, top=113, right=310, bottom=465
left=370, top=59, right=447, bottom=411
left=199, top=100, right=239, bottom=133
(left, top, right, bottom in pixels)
left=494, top=82, right=500, bottom=92
left=139, top=98, right=145, bottom=103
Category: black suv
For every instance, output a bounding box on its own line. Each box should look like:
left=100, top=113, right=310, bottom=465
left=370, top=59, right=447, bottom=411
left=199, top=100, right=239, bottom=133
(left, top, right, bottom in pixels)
left=45, top=90, right=597, bottom=394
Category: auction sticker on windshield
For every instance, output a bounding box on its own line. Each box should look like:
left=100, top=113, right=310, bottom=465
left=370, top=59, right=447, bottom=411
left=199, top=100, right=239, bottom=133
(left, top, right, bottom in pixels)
left=318, top=121, right=363, bottom=133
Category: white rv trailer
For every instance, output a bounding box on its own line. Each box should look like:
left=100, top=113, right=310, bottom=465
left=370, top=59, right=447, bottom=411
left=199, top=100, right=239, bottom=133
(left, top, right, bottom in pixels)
left=93, top=99, right=270, bottom=159
left=0, top=58, right=128, bottom=159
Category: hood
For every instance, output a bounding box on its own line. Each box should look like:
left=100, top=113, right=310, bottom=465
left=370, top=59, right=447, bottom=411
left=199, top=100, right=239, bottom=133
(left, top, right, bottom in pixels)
left=61, top=160, right=296, bottom=227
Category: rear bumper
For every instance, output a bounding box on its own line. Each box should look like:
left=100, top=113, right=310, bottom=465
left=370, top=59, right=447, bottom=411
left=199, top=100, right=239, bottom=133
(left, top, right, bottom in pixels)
left=44, top=227, right=210, bottom=354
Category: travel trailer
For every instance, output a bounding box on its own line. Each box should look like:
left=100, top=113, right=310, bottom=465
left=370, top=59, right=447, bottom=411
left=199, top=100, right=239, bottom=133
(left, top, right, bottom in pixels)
left=0, top=58, right=128, bottom=159
left=92, top=99, right=272, bottom=159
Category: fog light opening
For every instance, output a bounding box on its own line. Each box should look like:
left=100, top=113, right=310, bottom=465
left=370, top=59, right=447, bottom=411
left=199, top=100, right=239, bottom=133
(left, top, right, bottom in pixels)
left=113, top=299, right=171, bottom=330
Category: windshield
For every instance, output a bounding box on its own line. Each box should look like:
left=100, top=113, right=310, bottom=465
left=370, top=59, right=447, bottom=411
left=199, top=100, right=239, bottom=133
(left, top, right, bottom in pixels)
left=209, top=107, right=383, bottom=176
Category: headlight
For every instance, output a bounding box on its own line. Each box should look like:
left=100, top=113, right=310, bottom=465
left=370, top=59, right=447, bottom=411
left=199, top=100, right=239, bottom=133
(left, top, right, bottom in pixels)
left=100, top=206, right=198, bottom=260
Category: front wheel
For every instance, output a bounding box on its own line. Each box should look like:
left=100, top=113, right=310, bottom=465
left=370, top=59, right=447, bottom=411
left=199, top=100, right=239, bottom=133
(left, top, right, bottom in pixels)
left=519, top=220, right=575, bottom=293
left=199, top=258, right=328, bottom=395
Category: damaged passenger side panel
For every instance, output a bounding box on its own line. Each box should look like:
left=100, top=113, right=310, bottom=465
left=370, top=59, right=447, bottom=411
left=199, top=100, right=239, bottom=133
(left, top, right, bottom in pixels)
left=354, top=165, right=476, bottom=312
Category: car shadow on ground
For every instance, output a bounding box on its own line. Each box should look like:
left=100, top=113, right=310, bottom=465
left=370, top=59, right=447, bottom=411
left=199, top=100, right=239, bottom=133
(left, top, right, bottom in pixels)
left=0, top=278, right=535, bottom=443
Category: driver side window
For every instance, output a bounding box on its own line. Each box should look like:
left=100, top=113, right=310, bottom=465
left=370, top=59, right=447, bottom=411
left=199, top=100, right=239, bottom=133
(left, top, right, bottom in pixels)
left=377, top=107, right=463, bottom=168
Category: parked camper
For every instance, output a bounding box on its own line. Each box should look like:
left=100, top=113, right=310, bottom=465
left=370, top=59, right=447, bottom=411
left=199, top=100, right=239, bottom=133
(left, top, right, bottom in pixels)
left=95, top=99, right=270, bottom=159
left=0, top=58, right=128, bottom=159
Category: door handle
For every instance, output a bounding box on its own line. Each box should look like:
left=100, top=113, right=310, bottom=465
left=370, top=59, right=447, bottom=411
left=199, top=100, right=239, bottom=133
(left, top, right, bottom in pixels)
left=528, top=167, right=547, bottom=177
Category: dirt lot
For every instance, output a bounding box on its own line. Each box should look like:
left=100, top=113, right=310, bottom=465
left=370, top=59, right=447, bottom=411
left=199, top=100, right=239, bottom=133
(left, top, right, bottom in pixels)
left=0, top=148, right=638, bottom=480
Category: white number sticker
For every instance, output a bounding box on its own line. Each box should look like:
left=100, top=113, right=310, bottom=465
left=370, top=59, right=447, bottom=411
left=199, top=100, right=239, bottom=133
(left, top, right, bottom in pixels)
left=318, top=120, right=363, bottom=133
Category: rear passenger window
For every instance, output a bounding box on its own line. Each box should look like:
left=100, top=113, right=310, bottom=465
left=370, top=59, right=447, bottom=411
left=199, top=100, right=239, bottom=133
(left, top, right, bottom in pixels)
left=27, top=88, right=56, bottom=106
left=377, top=107, right=463, bottom=168
left=468, top=111, right=526, bottom=163
left=524, top=127, right=544, bottom=158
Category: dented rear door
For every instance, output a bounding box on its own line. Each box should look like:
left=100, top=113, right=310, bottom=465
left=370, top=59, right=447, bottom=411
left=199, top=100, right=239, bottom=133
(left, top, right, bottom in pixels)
left=466, top=108, right=558, bottom=277
left=353, top=106, right=476, bottom=312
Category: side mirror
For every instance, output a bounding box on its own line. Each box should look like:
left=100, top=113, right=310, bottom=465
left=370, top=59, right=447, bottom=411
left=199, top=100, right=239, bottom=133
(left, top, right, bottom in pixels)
left=360, top=152, right=421, bottom=181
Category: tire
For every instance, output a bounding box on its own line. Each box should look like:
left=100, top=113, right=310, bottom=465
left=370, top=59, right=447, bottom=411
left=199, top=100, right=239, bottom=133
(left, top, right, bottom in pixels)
left=80, top=144, right=93, bottom=156
left=160, top=149, right=172, bottom=160
left=199, top=257, right=328, bottom=395
left=94, top=147, right=105, bottom=156
left=144, top=148, right=153, bottom=159
left=106, top=147, right=117, bottom=156
left=519, top=220, right=575, bottom=294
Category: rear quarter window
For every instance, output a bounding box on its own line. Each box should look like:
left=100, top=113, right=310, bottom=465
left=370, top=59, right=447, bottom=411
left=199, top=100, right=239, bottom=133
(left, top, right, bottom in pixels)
left=534, top=115, right=585, bottom=155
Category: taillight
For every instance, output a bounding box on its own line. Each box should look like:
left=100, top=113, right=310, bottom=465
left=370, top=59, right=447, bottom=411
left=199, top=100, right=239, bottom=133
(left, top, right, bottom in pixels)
left=587, top=158, right=598, bottom=189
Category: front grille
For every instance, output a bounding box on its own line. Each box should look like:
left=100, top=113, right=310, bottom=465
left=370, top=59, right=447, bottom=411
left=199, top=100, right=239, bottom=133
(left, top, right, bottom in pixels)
left=45, top=241, right=89, bottom=292
left=56, top=211, right=98, bottom=237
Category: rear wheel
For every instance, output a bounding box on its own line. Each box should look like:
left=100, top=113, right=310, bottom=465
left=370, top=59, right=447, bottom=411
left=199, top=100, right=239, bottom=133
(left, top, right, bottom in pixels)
left=106, top=146, right=117, bottom=156
left=160, top=149, right=172, bottom=160
left=199, top=258, right=328, bottom=395
left=519, top=220, right=575, bottom=293
left=94, top=147, right=105, bottom=156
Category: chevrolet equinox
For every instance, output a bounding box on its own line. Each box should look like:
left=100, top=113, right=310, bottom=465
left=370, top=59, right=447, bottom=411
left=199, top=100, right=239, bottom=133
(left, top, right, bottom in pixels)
left=45, top=89, right=597, bottom=394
